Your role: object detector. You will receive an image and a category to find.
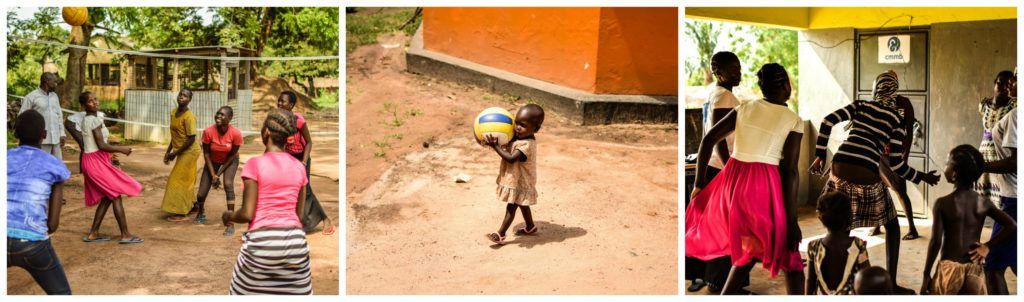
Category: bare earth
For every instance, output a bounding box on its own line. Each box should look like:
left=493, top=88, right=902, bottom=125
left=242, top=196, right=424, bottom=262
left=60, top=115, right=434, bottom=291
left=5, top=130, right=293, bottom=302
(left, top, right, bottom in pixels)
left=7, top=137, right=340, bottom=295
left=345, top=40, right=678, bottom=294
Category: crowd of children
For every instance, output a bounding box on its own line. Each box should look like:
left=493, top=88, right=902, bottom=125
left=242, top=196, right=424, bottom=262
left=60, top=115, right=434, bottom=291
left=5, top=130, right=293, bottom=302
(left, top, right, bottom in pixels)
left=7, top=83, right=330, bottom=295
left=687, top=51, right=1018, bottom=295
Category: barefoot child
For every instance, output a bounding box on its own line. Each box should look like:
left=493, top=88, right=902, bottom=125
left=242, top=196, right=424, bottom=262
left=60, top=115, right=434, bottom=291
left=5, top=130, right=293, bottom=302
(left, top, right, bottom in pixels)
left=162, top=89, right=200, bottom=222
left=921, top=145, right=1017, bottom=294
left=8, top=110, right=72, bottom=294
left=485, top=104, right=545, bottom=244
left=223, top=108, right=312, bottom=295
left=78, top=92, right=143, bottom=244
left=278, top=91, right=335, bottom=235
left=194, top=106, right=242, bottom=235
left=806, top=192, right=871, bottom=295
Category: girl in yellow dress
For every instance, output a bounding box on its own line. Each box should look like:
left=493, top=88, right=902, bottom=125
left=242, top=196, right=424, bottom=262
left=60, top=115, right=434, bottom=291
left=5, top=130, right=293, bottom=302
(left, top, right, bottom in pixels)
left=162, top=89, right=201, bottom=222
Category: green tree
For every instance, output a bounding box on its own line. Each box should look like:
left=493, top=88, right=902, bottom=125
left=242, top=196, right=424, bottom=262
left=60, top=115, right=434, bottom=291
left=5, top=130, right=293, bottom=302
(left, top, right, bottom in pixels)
left=684, top=20, right=720, bottom=86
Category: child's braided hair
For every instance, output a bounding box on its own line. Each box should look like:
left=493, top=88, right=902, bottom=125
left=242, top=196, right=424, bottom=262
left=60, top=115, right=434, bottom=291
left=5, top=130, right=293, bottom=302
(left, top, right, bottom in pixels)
left=263, top=108, right=298, bottom=147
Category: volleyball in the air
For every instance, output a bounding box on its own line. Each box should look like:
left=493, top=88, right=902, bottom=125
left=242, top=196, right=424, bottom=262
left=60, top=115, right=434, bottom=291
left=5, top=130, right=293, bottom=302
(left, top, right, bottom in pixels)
left=62, top=7, right=89, bottom=27
left=474, top=107, right=515, bottom=146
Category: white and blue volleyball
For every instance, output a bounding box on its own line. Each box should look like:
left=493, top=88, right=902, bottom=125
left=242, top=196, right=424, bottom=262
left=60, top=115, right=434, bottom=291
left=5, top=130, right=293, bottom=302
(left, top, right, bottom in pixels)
left=473, top=107, right=515, bottom=146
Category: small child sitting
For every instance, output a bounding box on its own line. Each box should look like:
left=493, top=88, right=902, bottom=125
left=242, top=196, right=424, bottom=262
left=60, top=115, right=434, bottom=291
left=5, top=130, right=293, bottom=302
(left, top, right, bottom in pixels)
left=806, top=192, right=871, bottom=295
left=921, top=144, right=1017, bottom=294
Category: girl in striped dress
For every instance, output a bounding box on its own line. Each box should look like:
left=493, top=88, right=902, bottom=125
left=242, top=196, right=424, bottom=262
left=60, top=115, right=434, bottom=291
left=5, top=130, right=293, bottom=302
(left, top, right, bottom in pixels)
left=810, top=70, right=941, bottom=293
left=223, top=108, right=312, bottom=295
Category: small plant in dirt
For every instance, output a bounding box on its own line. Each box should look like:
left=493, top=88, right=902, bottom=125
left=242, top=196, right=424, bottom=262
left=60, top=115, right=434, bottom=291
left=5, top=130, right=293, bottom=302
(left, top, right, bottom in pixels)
left=382, top=101, right=406, bottom=127
left=501, top=93, right=522, bottom=105
left=408, top=108, right=424, bottom=117
left=387, top=133, right=404, bottom=140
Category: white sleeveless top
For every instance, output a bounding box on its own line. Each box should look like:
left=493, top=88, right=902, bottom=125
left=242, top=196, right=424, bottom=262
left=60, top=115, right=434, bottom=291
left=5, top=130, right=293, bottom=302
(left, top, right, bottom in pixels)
left=731, top=99, right=804, bottom=165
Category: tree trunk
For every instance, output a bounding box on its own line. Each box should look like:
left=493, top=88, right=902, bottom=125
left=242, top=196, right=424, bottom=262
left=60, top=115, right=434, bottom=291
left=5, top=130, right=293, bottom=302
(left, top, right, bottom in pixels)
left=60, top=25, right=93, bottom=110
left=253, top=7, right=277, bottom=74
left=306, top=76, right=316, bottom=97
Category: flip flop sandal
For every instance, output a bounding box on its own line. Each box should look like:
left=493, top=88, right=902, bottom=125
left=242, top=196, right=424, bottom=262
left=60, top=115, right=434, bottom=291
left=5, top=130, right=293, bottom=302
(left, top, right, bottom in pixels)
left=223, top=225, right=236, bottom=237
left=166, top=215, right=191, bottom=223
left=514, top=225, right=539, bottom=236
left=487, top=232, right=506, bottom=244
left=82, top=235, right=110, bottom=243
left=687, top=279, right=708, bottom=292
left=902, top=232, right=921, bottom=240
left=119, top=237, right=144, bottom=244
left=322, top=224, right=336, bottom=236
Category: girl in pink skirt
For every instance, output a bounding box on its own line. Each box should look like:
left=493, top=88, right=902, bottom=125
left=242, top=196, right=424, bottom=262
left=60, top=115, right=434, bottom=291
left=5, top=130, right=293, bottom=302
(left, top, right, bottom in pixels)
left=686, top=63, right=804, bottom=294
left=78, top=92, right=144, bottom=244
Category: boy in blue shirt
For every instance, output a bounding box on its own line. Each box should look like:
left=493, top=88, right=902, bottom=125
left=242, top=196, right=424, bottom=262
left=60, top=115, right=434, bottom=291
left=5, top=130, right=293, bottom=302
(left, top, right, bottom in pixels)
left=7, top=109, right=72, bottom=295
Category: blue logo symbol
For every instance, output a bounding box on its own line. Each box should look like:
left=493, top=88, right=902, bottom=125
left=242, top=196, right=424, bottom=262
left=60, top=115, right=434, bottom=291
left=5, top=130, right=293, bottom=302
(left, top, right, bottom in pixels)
left=888, top=37, right=901, bottom=52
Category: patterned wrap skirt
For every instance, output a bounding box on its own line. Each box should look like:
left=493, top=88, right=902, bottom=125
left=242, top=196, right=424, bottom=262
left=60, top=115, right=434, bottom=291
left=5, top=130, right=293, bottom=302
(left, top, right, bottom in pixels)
left=230, top=227, right=313, bottom=295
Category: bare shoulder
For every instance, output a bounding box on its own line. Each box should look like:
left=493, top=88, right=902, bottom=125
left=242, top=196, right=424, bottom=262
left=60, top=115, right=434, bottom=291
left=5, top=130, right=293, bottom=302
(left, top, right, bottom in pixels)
left=933, top=194, right=954, bottom=212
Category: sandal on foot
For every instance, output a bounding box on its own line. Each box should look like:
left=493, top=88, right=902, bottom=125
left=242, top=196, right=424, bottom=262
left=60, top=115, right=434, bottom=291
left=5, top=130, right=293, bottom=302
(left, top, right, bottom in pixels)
left=487, top=232, right=506, bottom=244
left=166, top=215, right=190, bottom=223
left=687, top=279, right=708, bottom=292
left=322, top=224, right=336, bottom=236
left=902, top=232, right=921, bottom=240
left=119, top=236, right=144, bottom=244
left=514, top=225, right=539, bottom=236
left=82, top=235, right=110, bottom=243
left=223, top=225, right=236, bottom=237
left=194, top=214, right=207, bottom=225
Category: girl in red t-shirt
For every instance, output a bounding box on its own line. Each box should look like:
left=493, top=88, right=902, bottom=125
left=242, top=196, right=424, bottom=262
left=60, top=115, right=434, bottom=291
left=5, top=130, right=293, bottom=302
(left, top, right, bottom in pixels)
left=194, top=106, right=243, bottom=235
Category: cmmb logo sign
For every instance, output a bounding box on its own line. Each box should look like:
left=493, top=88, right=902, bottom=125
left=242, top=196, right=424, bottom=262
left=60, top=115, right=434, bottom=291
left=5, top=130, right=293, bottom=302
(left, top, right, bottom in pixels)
left=879, top=35, right=910, bottom=64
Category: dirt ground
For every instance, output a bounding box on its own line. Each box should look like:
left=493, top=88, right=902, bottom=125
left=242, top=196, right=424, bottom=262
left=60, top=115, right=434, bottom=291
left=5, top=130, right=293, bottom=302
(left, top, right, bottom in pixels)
left=7, top=136, right=340, bottom=295
left=345, top=37, right=678, bottom=294
left=685, top=207, right=1018, bottom=295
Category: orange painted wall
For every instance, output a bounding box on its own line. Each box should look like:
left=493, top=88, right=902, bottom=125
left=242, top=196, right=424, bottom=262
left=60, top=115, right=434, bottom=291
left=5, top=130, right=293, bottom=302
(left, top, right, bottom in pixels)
left=422, top=7, right=678, bottom=96
left=423, top=8, right=602, bottom=92
left=595, top=8, right=678, bottom=95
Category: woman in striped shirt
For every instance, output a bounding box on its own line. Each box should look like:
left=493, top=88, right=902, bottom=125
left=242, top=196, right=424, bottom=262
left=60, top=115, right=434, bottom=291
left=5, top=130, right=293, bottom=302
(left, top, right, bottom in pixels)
left=810, top=70, right=940, bottom=294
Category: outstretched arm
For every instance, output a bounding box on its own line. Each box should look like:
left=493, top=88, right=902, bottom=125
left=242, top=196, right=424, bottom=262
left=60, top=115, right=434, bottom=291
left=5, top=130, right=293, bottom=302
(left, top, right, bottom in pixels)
left=814, top=102, right=857, bottom=161
left=984, top=148, right=1016, bottom=174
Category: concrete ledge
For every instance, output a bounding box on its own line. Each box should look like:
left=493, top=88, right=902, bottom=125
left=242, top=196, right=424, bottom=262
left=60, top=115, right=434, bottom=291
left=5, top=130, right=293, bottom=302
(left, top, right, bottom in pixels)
left=406, top=26, right=677, bottom=125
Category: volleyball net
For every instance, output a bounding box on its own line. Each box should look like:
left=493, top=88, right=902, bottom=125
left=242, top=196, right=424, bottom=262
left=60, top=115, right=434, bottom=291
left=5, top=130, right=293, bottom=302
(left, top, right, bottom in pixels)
left=7, top=37, right=340, bottom=142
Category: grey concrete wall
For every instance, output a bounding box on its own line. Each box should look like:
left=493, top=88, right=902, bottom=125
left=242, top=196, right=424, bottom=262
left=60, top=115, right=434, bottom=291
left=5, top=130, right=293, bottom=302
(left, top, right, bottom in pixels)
left=928, top=19, right=1017, bottom=202
left=798, top=28, right=857, bottom=205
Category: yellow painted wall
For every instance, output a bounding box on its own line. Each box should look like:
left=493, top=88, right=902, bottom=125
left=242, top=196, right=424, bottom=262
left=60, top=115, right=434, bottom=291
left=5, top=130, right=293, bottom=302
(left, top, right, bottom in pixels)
left=686, top=7, right=1016, bottom=30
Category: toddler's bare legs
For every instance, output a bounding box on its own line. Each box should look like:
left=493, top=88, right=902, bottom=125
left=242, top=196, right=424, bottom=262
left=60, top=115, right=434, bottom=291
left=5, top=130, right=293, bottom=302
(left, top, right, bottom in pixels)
left=497, top=203, right=518, bottom=236
left=519, top=205, right=535, bottom=230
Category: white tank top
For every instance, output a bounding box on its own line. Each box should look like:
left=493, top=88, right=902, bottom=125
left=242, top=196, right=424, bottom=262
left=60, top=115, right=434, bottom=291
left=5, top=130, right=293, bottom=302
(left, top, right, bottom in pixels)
left=731, top=99, right=804, bottom=165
